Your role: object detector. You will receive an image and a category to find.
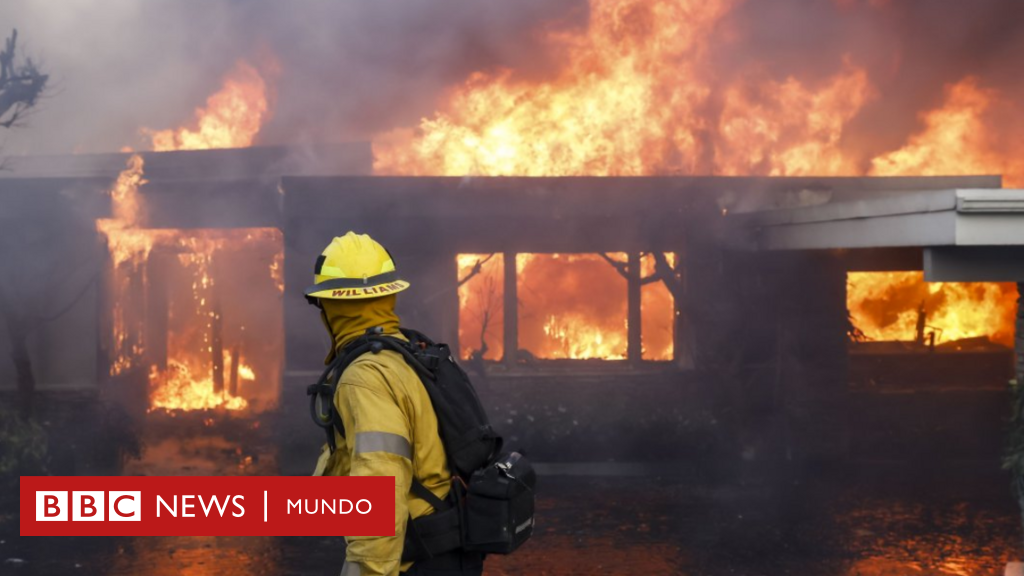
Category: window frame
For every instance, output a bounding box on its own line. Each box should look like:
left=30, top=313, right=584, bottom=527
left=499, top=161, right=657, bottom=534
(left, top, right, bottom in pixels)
left=455, top=250, right=691, bottom=371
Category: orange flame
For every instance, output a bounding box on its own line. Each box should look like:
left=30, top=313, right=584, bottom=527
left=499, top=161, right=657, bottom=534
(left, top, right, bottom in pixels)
left=238, top=363, right=256, bottom=381
left=375, top=1, right=1023, bottom=184
left=519, top=253, right=629, bottom=360
left=270, top=251, right=285, bottom=294
left=541, top=313, right=628, bottom=360
left=146, top=61, right=269, bottom=151
left=391, top=0, right=1021, bottom=355
left=457, top=254, right=505, bottom=361
left=869, top=77, right=1024, bottom=187
left=96, top=154, right=153, bottom=375
left=457, top=252, right=676, bottom=362
left=847, top=272, right=1018, bottom=347
left=639, top=253, right=675, bottom=361
left=97, top=156, right=281, bottom=412
left=374, top=0, right=879, bottom=178
left=98, top=60, right=281, bottom=411
left=149, top=361, right=248, bottom=412
left=716, top=62, right=873, bottom=177
left=375, top=0, right=735, bottom=176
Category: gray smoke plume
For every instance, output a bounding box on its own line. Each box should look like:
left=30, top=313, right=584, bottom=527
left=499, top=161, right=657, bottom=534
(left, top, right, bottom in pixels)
left=0, top=0, right=585, bottom=155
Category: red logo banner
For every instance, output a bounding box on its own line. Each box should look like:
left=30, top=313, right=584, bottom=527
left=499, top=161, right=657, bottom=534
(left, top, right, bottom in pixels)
left=20, top=476, right=394, bottom=537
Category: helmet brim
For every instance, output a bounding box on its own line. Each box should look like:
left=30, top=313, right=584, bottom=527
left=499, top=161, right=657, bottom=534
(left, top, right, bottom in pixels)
left=305, top=278, right=410, bottom=300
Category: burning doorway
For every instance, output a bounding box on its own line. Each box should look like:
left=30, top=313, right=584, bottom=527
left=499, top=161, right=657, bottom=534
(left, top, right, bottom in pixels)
left=98, top=156, right=284, bottom=416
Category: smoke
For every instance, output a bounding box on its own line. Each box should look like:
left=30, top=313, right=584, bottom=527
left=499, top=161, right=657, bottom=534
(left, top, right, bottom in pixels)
left=1, top=0, right=1023, bottom=164
left=0, top=0, right=585, bottom=155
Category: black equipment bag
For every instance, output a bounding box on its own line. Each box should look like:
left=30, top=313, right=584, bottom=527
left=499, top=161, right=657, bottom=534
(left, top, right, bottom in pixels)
left=307, top=327, right=535, bottom=560
left=462, top=451, right=536, bottom=554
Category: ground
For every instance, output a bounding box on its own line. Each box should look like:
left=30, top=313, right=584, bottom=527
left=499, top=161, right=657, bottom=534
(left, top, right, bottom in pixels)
left=1, top=461, right=1019, bottom=576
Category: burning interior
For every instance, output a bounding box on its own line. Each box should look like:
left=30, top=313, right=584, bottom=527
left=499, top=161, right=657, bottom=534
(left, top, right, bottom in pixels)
left=847, top=271, right=1018, bottom=350
left=98, top=155, right=283, bottom=416
left=457, top=252, right=677, bottom=363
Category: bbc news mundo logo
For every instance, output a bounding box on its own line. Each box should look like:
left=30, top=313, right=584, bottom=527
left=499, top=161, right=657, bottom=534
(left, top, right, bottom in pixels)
left=20, top=476, right=393, bottom=536
left=35, top=491, right=141, bottom=521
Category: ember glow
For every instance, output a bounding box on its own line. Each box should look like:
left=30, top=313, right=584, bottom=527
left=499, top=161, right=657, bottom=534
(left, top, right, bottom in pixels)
left=847, top=272, right=1018, bottom=347
left=97, top=156, right=283, bottom=412
left=145, top=60, right=269, bottom=152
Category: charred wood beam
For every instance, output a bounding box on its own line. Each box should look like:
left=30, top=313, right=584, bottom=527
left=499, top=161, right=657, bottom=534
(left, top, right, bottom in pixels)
left=671, top=246, right=690, bottom=368
left=602, top=250, right=685, bottom=364
left=599, top=253, right=628, bottom=278
left=211, top=254, right=225, bottom=394
left=423, top=253, right=495, bottom=307
left=457, top=253, right=495, bottom=288
left=1017, top=283, right=1024, bottom=550
left=1016, top=283, right=1023, bottom=391
left=146, top=250, right=169, bottom=373
left=628, top=252, right=642, bottom=364
left=503, top=252, right=517, bottom=367
left=228, top=345, right=240, bottom=397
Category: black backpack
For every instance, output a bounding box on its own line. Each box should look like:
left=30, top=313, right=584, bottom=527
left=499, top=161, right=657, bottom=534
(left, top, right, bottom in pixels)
left=307, top=327, right=536, bottom=560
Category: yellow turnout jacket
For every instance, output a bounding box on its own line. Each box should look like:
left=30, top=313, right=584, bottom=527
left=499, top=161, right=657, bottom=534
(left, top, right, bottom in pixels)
left=313, top=296, right=450, bottom=576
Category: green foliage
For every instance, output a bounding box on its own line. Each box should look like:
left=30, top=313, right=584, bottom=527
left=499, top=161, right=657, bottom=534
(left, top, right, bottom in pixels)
left=1003, top=379, right=1024, bottom=498
left=0, top=404, right=47, bottom=479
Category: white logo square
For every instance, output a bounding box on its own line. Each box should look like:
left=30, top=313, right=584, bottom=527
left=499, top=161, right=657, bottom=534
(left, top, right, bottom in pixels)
left=72, top=491, right=105, bottom=521
left=108, top=491, right=141, bottom=521
left=36, top=491, right=68, bottom=521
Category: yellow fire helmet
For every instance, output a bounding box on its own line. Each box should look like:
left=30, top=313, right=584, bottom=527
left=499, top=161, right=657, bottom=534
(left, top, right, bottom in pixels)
left=304, top=232, right=410, bottom=301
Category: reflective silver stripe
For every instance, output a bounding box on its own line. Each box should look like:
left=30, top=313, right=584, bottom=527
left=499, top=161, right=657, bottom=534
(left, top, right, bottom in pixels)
left=340, top=562, right=360, bottom=576
left=354, top=431, right=412, bottom=460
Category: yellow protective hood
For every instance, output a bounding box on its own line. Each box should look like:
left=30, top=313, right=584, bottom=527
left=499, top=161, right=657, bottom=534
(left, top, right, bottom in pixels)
left=320, top=294, right=401, bottom=364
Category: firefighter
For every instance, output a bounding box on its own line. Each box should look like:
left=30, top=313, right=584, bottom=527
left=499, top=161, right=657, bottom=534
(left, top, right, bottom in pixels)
left=306, top=232, right=483, bottom=576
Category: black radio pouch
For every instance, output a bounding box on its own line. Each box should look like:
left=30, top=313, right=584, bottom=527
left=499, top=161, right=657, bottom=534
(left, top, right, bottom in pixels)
left=462, top=451, right=536, bottom=554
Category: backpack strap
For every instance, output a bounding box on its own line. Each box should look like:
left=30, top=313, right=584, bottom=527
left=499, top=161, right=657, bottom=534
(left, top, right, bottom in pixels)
left=306, top=328, right=436, bottom=453
left=402, top=480, right=463, bottom=563
left=306, top=337, right=377, bottom=452
left=367, top=335, right=437, bottom=382
left=410, top=480, right=449, bottom=511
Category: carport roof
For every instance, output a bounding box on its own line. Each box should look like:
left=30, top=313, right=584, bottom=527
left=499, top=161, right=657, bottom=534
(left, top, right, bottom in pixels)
left=740, top=187, right=1024, bottom=251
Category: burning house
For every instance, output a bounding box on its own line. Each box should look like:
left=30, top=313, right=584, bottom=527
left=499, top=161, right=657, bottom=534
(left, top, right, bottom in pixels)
left=4, top=0, right=1024, bottom=571
left=3, top=150, right=1021, bottom=476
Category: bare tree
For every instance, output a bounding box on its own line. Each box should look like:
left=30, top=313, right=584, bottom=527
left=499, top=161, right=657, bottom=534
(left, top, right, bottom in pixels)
left=0, top=29, right=47, bottom=129
left=0, top=28, right=48, bottom=418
